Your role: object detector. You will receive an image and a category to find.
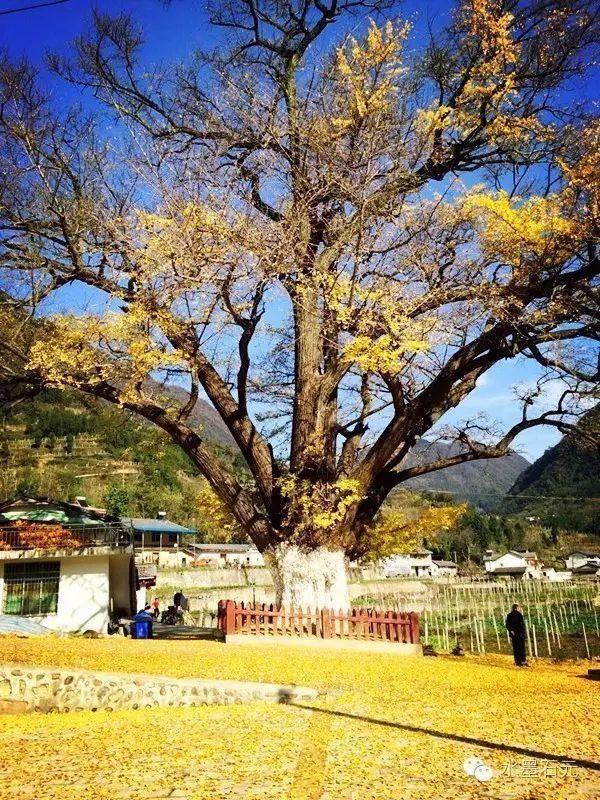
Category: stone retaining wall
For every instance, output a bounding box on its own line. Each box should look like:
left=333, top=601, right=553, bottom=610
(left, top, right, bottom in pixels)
left=0, top=664, right=318, bottom=714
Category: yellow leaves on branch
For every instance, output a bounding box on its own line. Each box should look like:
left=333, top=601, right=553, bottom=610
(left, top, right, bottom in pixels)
left=319, top=272, right=430, bottom=374
left=28, top=308, right=184, bottom=398
left=324, top=21, right=410, bottom=136
left=341, top=332, right=428, bottom=374
left=135, top=203, right=232, bottom=282
left=462, top=189, right=576, bottom=268
left=558, top=120, right=600, bottom=223
left=364, top=503, right=467, bottom=560
left=417, top=1, right=553, bottom=150
left=194, top=482, right=244, bottom=543
left=278, top=475, right=362, bottom=540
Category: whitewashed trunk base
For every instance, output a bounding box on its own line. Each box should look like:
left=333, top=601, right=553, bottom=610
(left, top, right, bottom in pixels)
left=265, top=544, right=350, bottom=610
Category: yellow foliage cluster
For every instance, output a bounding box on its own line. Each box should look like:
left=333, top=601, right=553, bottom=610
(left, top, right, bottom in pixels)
left=194, top=481, right=243, bottom=542
left=341, top=332, right=428, bottom=373
left=319, top=272, right=430, bottom=373
left=559, top=120, right=600, bottom=223
left=462, top=189, right=575, bottom=268
left=135, top=204, right=232, bottom=281
left=0, top=636, right=598, bottom=799
left=364, top=503, right=467, bottom=560
left=28, top=307, right=183, bottom=399
left=417, top=1, right=554, bottom=151
left=307, top=20, right=409, bottom=147
left=279, top=474, right=362, bottom=539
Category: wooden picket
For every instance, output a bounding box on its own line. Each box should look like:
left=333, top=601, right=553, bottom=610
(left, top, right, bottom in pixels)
left=218, top=600, right=419, bottom=644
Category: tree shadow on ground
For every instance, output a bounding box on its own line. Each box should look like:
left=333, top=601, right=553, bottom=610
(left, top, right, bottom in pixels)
left=288, top=703, right=600, bottom=773
left=151, top=624, right=225, bottom=642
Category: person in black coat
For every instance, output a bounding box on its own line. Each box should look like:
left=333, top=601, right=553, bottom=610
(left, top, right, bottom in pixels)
left=506, top=603, right=527, bottom=666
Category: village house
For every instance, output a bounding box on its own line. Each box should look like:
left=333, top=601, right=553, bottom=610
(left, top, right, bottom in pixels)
left=186, top=542, right=266, bottom=567
left=483, top=549, right=543, bottom=580
left=541, top=566, right=572, bottom=582
left=124, top=513, right=198, bottom=567
left=382, top=548, right=457, bottom=579
left=570, top=562, right=599, bottom=578
left=565, top=551, right=600, bottom=571
left=0, top=497, right=135, bottom=635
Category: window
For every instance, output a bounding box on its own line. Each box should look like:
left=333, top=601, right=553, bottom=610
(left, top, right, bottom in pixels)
left=3, top=561, right=60, bottom=616
left=168, top=534, right=178, bottom=545
left=151, top=533, right=161, bottom=545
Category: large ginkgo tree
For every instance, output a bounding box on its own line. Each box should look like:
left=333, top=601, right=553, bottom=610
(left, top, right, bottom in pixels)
left=1, top=0, right=598, bottom=606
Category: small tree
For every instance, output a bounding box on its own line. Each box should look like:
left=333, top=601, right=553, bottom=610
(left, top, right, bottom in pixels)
left=1, top=1, right=599, bottom=606
left=103, top=484, right=130, bottom=517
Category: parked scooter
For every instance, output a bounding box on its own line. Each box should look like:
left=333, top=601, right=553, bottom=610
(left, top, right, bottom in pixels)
left=160, top=605, right=183, bottom=625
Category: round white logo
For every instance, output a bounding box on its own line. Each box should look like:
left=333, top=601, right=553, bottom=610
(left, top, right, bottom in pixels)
left=464, top=757, right=494, bottom=782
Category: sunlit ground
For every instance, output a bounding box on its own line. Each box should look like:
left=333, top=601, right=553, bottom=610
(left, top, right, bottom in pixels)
left=0, top=636, right=598, bottom=800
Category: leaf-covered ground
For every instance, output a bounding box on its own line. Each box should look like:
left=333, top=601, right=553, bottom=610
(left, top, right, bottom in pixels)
left=0, top=636, right=598, bottom=800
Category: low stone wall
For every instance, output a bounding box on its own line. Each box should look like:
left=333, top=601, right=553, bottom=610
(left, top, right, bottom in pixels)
left=156, top=567, right=272, bottom=590
left=181, top=579, right=428, bottom=614
left=0, top=664, right=318, bottom=714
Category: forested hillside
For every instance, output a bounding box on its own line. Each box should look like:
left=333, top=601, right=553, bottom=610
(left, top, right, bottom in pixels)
left=0, top=389, right=245, bottom=535
left=505, top=406, right=600, bottom=534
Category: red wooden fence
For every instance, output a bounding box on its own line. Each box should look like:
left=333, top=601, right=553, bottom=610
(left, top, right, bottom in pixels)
left=218, top=600, right=419, bottom=644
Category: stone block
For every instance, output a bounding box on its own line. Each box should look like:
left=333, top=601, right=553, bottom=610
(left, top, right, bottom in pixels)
left=0, top=699, right=29, bottom=714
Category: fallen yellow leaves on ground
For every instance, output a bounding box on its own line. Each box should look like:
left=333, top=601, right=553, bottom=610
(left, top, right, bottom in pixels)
left=0, top=636, right=598, bottom=800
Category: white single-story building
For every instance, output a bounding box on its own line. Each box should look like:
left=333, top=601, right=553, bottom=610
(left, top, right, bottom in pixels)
left=541, top=567, right=572, bottom=582
left=565, top=551, right=600, bottom=570
left=186, top=542, right=265, bottom=567
left=382, top=549, right=457, bottom=579
left=0, top=497, right=135, bottom=634
left=483, top=550, right=543, bottom=579
left=432, top=559, right=459, bottom=576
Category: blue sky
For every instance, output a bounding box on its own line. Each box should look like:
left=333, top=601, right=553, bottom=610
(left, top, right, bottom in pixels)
left=2, top=0, right=597, bottom=463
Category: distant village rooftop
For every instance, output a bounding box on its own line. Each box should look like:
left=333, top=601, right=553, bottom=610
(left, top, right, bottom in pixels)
left=122, top=517, right=198, bottom=535
left=0, top=496, right=119, bottom=528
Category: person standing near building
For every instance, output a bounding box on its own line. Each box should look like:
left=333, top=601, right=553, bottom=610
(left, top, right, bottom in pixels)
left=151, top=597, right=160, bottom=619
left=506, top=603, right=527, bottom=666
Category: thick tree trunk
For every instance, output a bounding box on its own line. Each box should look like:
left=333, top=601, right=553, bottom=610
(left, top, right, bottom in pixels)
left=265, top=543, right=351, bottom=610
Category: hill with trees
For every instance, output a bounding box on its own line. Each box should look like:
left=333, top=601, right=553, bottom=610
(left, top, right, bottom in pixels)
left=0, top=389, right=245, bottom=537
left=504, top=406, right=600, bottom=534
left=402, top=440, right=529, bottom=510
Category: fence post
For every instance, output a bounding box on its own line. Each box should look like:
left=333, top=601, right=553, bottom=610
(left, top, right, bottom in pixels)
left=321, top=607, right=332, bottom=639
left=409, top=612, right=420, bottom=644
left=223, top=599, right=236, bottom=635
left=217, top=600, right=225, bottom=632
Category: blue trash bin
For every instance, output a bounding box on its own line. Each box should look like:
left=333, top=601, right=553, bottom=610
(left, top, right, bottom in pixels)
left=131, top=612, right=152, bottom=639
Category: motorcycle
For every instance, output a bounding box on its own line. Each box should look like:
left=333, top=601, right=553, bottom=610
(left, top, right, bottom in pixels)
left=160, top=605, right=183, bottom=625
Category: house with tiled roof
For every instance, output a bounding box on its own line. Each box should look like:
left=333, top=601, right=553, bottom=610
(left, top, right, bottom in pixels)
left=0, top=497, right=134, bottom=635
left=483, top=549, right=543, bottom=580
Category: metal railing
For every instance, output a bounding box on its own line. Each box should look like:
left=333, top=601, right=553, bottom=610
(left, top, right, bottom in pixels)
left=0, top=522, right=132, bottom=552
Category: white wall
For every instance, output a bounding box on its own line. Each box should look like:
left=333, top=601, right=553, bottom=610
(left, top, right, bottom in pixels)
left=225, top=551, right=265, bottom=567
left=566, top=553, right=600, bottom=570
left=0, top=554, right=111, bottom=635
left=52, top=555, right=111, bottom=634
left=484, top=552, right=525, bottom=573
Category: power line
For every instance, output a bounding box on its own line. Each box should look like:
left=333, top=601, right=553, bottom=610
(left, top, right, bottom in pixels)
left=0, top=0, right=69, bottom=17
